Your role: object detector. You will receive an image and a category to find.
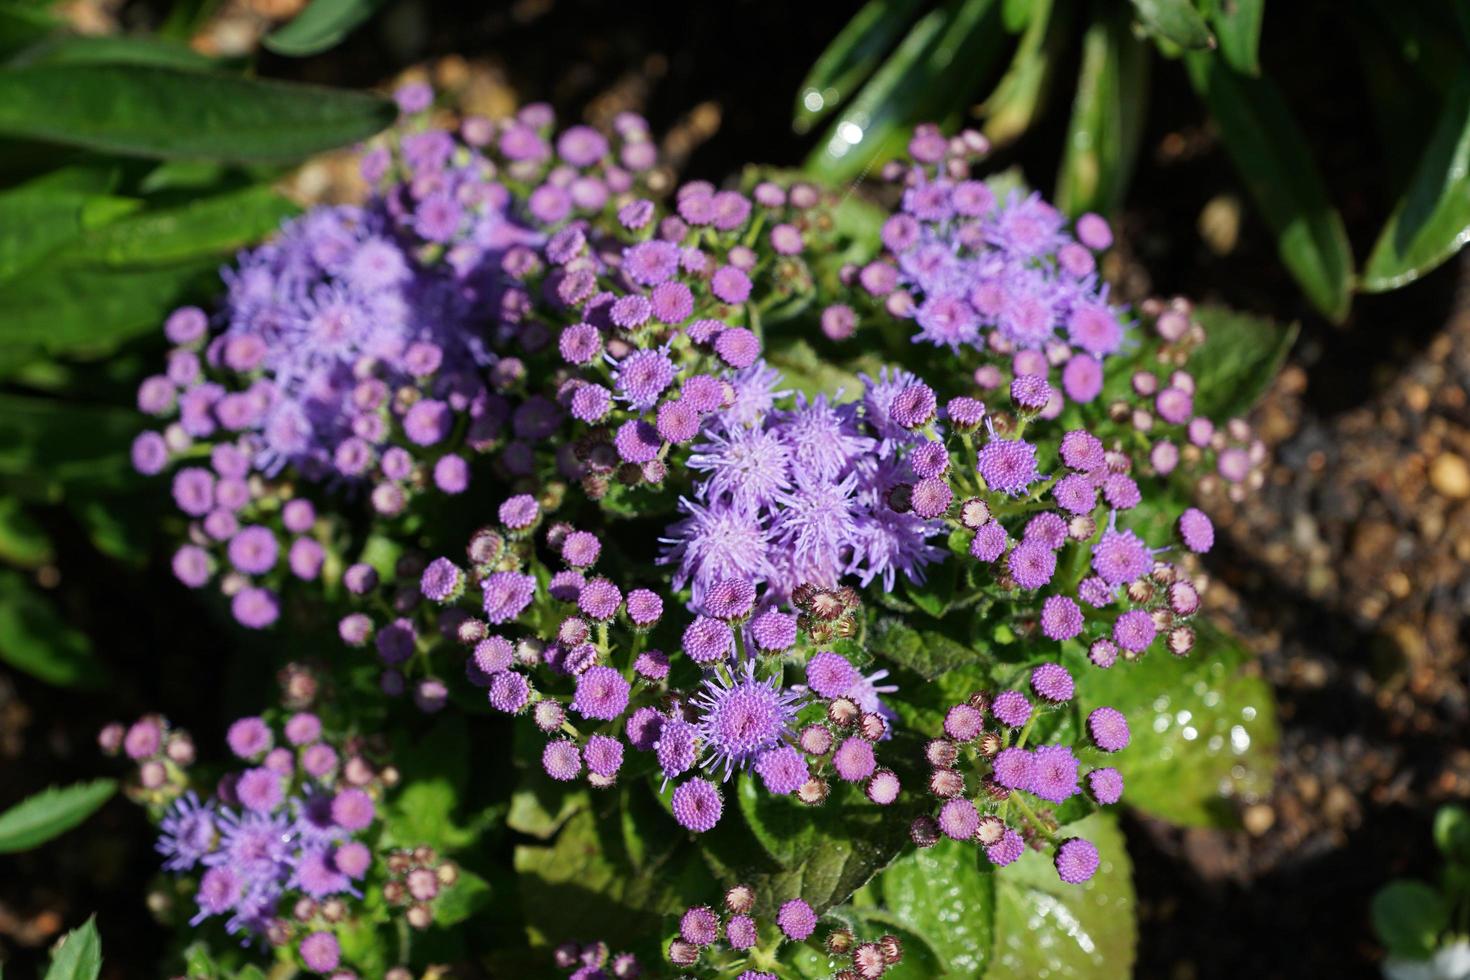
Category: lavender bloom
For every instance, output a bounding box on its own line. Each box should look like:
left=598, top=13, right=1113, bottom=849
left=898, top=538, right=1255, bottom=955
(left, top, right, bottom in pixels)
left=692, top=661, right=804, bottom=779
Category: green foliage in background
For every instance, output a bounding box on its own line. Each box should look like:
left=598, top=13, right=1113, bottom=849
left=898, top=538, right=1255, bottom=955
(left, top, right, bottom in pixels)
left=1372, top=804, right=1470, bottom=966
left=797, top=0, right=1470, bottom=322
left=0, top=0, right=393, bottom=693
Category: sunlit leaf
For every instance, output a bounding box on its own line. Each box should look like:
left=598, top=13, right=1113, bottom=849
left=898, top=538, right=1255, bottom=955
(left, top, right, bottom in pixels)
left=0, top=780, right=115, bottom=852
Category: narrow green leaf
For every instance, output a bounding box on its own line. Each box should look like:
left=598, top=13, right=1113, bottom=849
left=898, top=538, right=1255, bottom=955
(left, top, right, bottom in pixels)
left=1362, top=72, right=1470, bottom=292
left=0, top=188, right=113, bottom=282
left=0, top=498, right=51, bottom=566
left=1434, top=804, right=1470, bottom=862
left=264, top=0, right=388, bottom=57
left=66, top=183, right=297, bottom=267
left=1055, top=4, right=1150, bottom=216
left=1073, top=621, right=1279, bottom=827
left=42, top=915, right=101, bottom=980
left=980, top=0, right=1072, bottom=147
left=0, top=2, right=56, bottom=59
left=793, top=0, right=926, bottom=133
left=1186, top=53, right=1354, bottom=322
left=1371, top=880, right=1447, bottom=959
left=989, top=813, right=1136, bottom=978
left=1001, top=0, right=1035, bottom=32
left=1207, top=0, right=1262, bottom=75
left=0, top=572, right=102, bottom=687
left=1190, top=304, right=1298, bottom=419
left=0, top=65, right=395, bottom=162
left=0, top=394, right=141, bottom=485
left=1130, top=0, right=1215, bottom=49
left=0, top=780, right=115, bottom=853
left=6, top=34, right=218, bottom=71
left=806, top=0, right=1009, bottom=183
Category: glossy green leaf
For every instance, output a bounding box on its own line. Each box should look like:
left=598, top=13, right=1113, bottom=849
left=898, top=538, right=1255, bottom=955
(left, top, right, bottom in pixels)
left=1372, top=880, right=1447, bottom=959
left=0, top=258, right=217, bottom=356
left=264, top=0, right=388, bottom=57
left=0, top=189, right=113, bottom=282
left=1362, top=72, right=1470, bottom=292
left=67, top=183, right=297, bottom=266
left=1186, top=53, right=1354, bottom=322
left=703, top=775, right=908, bottom=914
left=806, top=0, right=1008, bottom=183
left=42, top=915, right=102, bottom=980
left=989, top=813, right=1135, bottom=978
left=0, top=780, right=115, bottom=852
left=0, top=498, right=51, bottom=566
left=0, top=394, right=141, bottom=487
left=1055, top=4, right=1150, bottom=216
left=869, top=616, right=987, bottom=680
left=981, top=0, right=1072, bottom=148
left=879, top=837, right=997, bottom=975
left=7, top=34, right=218, bottom=71
left=514, top=789, right=701, bottom=956
left=0, top=572, right=102, bottom=687
left=0, top=65, right=395, bottom=162
left=382, top=715, right=480, bottom=852
left=1073, top=622, right=1279, bottom=827
left=1190, top=304, right=1298, bottom=419
left=792, top=0, right=926, bottom=133
left=790, top=909, right=946, bottom=979
left=1130, top=0, right=1214, bottom=49
left=1207, top=0, right=1263, bottom=75
left=432, top=869, right=491, bottom=926
left=1434, top=804, right=1470, bottom=862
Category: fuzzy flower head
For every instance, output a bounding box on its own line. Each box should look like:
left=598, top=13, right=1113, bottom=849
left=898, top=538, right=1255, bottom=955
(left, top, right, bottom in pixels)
left=692, top=662, right=804, bottom=780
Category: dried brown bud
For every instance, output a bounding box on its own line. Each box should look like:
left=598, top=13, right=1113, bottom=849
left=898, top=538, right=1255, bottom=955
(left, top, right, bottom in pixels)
left=959, top=497, right=991, bottom=529
left=724, top=883, right=756, bottom=915
left=321, top=898, right=347, bottom=923
left=437, top=862, right=459, bottom=887
left=826, top=928, right=855, bottom=955
left=792, top=583, right=819, bottom=609
left=406, top=902, right=433, bottom=930
left=975, top=815, right=1006, bottom=846
left=909, top=815, right=940, bottom=848
left=977, top=731, right=1003, bottom=758
left=798, top=777, right=831, bottom=806
left=859, top=712, right=887, bottom=741
left=668, top=939, right=700, bottom=966
left=809, top=590, right=846, bottom=621
left=880, top=934, right=904, bottom=964
left=828, top=698, right=860, bottom=728
left=800, top=724, right=833, bottom=756
left=1168, top=625, right=1196, bottom=656
left=1126, top=579, right=1154, bottom=605
left=854, top=942, right=888, bottom=979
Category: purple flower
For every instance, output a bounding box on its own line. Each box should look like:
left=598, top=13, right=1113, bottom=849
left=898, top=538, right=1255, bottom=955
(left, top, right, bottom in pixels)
left=1087, top=767, right=1124, bottom=804
left=1007, top=540, right=1056, bottom=590
left=1030, top=663, right=1074, bottom=703
left=977, top=438, right=1040, bottom=495
left=1091, top=528, right=1152, bottom=586
left=331, top=788, right=375, bottom=831
left=488, top=671, right=530, bottom=713
left=584, top=734, right=625, bottom=778
left=420, top=557, right=464, bottom=603
left=483, top=571, right=536, bottom=624
left=236, top=767, right=283, bottom=813
left=693, top=661, right=803, bottom=778
left=682, top=615, right=733, bottom=663
left=751, top=609, right=797, bottom=652
left=624, top=240, right=681, bottom=285
left=1040, top=595, right=1084, bottom=640
left=939, top=798, right=980, bottom=840
left=1113, top=609, right=1157, bottom=652
left=1087, top=706, right=1130, bottom=752
left=231, top=587, right=279, bottom=629
left=626, top=589, right=664, bottom=628
left=1028, top=745, right=1080, bottom=803
left=670, top=778, right=723, bottom=832
left=985, top=829, right=1025, bottom=867
left=656, top=719, right=699, bottom=782
left=776, top=899, right=816, bottom=940
left=992, top=748, right=1033, bottom=790
left=755, top=745, right=808, bottom=795
left=577, top=577, right=622, bottom=621
left=711, top=266, right=752, bottom=304
left=157, top=792, right=217, bottom=871
left=991, top=690, right=1031, bottom=728
left=1055, top=837, right=1100, bottom=884
left=805, top=651, right=861, bottom=699
left=703, top=578, right=756, bottom=621
left=1178, top=507, right=1215, bottom=553
left=543, top=739, right=582, bottom=782
left=833, top=736, right=876, bottom=782
left=572, top=666, right=631, bottom=721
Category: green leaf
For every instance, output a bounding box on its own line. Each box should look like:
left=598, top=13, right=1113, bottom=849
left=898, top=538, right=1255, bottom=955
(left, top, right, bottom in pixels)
left=1185, top=53, right=1354, bottom=322
left=1362, top=71, right=1470, bottom=292
left=1073, top=622, right=1279, bottom=827
left=1207, top=0, right=1263, bottom=75
left=383, top=715, right=478, bottom=852
left=989, top=812, right=1136, bottom=978
left=1434, top=804, right=1470, bottom=862
left=1055, top=3, right=1150, bottom=216
left=432, top=869, right=491, bottom=926
left=879, top=837, right=997, bottom=975
left=0, top=65, right=395, bottom=162
left=64, top=184, right=297, bottom=266
left=1189, top=304, right=1297, bottom=420
left=0, top=497, right=51, bottom=566
left=0, top=395, right=141, bottom=487
left=0, top=188, right=114, bottom=283
left=806, top=0, right=1009, bottom=183
left=0, top=572, right=103, bottom=687
left=42, top=915, right=102, bottom=980
left=1130, top=0, right=1215, bottom=50
left=790, top=908, right=946, bottom=979
left=700, top=775, right=908, bottom=914
left=869, top=616, right=987, bottom=680
left=514, top=788, right=702, bottom=958
left=792, top=0, right=926, bottom=134
left=0, top=2, right=57, bottom=60
left=7, top=34, right=219, bottom=71
left=264, top=0, right=388, bottom=57
left=0, top=779, right=115, bottom=852
left=1371, top=880, right=1447, bottom=959
left=980, top=0, right=1071, bottom=148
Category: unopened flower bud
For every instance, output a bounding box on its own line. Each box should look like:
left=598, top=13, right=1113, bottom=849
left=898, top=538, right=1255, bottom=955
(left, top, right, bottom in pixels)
left=909, top=815, right=940, bottom=848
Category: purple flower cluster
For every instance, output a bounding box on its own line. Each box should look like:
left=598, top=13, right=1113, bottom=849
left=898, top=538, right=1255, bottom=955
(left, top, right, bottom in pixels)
left=668, top=885, right=903, bottom=976
left=662, top=367, right=947, bottom=604
left=907, top=666, right=1125, bottom=884
left=552, top=939, right=642, bottom=978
